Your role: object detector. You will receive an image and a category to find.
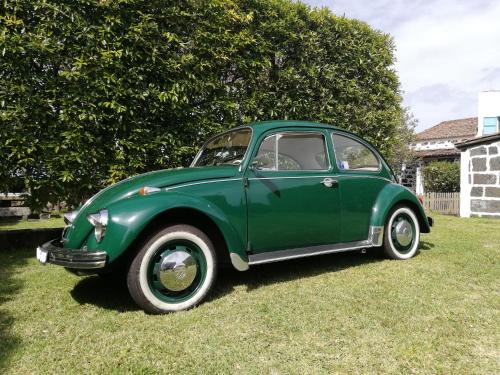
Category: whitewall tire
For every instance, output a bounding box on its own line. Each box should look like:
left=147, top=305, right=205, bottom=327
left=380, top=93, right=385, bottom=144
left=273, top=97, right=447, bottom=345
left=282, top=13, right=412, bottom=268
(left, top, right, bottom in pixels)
left=383, top=206, right=420, bottom=260
left=127, top=224, right=217, bottom=313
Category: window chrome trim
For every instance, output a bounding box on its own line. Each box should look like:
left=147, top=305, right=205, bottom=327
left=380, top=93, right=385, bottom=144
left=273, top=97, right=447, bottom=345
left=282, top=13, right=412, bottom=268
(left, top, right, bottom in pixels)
left=330, top=131, right=382, bottom=173
left=190, top=126, right=254, bottom=168
left=252, top=130, right=332, bottom=172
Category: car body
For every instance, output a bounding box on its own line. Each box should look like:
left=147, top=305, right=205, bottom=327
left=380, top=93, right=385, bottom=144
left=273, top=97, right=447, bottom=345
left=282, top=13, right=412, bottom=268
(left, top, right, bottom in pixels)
left=37, top=120, right=432, bottom=313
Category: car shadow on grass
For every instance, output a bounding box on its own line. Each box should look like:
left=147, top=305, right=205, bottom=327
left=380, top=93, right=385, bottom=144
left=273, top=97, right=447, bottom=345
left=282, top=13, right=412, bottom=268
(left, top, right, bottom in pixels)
left=69, top=243, right=435, bottom=312
left=210, top=241, right=436, bottom=302
left=0, top=249, right=29, bottom=372
left=210, top=249, right=386, bottom=302
left=71, top=274, right=140, bottom=312
left=68, top=250, right=385, bottom=312
left=419, top=241, right=434, bottom=251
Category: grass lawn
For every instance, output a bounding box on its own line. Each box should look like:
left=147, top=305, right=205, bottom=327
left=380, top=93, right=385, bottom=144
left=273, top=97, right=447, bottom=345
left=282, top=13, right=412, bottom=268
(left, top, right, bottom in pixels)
left=0, top=217, right=65, bottom=231
left=0, top=214, right=499, bottom=374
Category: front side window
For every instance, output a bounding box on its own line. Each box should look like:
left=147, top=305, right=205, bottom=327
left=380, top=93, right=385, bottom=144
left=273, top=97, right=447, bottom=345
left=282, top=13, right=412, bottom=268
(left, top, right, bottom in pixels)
left=193, top=128, right=252, bottom=167
left=332, top=134, right=380, bottom=171
left=253, top=132, right=328, bottom=171
left=483, top=117, right=498, bottom=135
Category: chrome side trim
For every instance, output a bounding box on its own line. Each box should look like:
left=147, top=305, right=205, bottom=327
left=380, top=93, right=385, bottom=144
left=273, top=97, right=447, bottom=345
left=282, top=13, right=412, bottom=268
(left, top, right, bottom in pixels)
left=340, top=175, right=393, bottom=183
left=368, top=226, right=384, bottom=247
left=166, top=172, right=392, bottom=190
left=164, top=178, right=243, bottom=191
left=248, top=175, right=334, bottom=181
left=230, top=252, right=249, bottom=271
left=248, top=240, right=372, bottom=266
left=247, top=175, right=392, bottom=183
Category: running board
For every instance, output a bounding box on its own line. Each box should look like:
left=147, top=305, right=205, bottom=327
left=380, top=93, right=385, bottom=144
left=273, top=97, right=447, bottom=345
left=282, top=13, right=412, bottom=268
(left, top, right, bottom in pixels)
left=248, top=240, right=373, bottom=266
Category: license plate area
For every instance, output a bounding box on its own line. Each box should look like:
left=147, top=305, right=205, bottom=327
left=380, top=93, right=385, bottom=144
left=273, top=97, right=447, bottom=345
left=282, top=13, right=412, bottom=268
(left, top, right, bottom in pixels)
left=36, top=247, right=48, bottom=264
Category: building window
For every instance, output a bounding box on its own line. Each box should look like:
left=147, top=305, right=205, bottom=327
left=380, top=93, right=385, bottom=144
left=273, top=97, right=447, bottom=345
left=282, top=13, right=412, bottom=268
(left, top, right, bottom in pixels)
left=483, top=117, right=498, bottom=135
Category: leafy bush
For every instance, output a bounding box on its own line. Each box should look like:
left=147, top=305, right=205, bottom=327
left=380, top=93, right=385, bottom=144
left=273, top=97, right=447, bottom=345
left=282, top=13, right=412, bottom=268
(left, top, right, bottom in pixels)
left=1, top=0, right=402, bottom=208
left=422, top=161, right=460, bottom=193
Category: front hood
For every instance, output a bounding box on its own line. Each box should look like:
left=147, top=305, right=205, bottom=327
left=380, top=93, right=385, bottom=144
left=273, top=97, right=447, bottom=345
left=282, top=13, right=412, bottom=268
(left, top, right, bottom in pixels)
left=65, top=166, right=238, bottom=248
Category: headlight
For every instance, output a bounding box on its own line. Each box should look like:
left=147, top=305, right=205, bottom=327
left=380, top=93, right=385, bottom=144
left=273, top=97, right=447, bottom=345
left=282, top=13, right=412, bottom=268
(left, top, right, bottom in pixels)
left=64, top=210, right=78, bottom=225
left=87, top=209, right=108, bottom=243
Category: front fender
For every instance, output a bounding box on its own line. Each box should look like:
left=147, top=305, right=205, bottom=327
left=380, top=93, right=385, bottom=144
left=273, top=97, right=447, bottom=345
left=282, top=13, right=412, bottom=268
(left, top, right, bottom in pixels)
left=87, top=192, right=246, bottom=263
left=370, top=184, right=431, bottom=233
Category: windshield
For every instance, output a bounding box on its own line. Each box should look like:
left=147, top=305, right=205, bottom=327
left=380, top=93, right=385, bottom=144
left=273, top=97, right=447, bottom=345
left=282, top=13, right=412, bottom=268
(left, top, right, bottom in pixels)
left=193, top=128, right=252, bottom=167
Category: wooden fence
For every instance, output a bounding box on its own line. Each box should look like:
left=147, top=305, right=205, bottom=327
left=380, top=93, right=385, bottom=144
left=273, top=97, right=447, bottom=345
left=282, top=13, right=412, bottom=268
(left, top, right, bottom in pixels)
left=423, top=192, right=460, bottom=216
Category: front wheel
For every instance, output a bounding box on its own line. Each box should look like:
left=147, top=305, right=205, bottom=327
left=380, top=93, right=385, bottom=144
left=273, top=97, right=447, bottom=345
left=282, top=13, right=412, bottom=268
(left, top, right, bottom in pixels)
left=383, top=206, right=420, bottom=260
left=127, top=224, right=217, bottom=313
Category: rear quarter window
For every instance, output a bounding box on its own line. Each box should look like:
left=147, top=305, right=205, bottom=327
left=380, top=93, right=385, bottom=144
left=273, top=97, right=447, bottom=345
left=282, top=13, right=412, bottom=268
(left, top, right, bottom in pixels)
left=332, top=134, right=380, bottom=171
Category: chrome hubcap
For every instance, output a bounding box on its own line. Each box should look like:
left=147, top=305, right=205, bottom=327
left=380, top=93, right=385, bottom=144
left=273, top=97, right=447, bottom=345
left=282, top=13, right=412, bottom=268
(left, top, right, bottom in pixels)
left=159, top=251, right=197, bottom=292
left=395, top=219, right=413, bottom=247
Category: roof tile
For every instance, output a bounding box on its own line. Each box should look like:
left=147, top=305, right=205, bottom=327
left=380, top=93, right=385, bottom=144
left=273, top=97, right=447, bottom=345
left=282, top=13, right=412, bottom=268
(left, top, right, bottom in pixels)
left=417, top=117, right=477, bottom=141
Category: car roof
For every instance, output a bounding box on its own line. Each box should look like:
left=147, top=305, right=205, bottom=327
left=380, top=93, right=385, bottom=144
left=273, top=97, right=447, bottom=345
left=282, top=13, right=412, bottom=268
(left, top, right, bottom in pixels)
left=242, top=120, right=341, bottom=133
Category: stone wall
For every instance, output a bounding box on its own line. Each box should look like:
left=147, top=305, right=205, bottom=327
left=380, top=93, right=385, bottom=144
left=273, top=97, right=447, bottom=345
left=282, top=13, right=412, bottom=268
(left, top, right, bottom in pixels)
left=399, top=159, right=420, bottom=192
left=467, top=141, right=500, bottom=218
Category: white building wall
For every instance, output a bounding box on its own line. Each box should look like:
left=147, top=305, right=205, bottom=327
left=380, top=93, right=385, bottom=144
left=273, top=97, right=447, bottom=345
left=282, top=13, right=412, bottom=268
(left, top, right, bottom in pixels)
left=460, top=140, right=500, bottom=218
left=477, top=91, right=500, bottom=136
left=460, top=148, right=471, bottom=217
left=415, top=166, right=424, bottom=195
left=413, top=139, right=457, bottom=151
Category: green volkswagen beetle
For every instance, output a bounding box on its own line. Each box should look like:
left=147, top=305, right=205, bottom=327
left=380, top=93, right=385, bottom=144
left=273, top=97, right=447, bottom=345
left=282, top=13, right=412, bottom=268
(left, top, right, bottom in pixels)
left=37, top=120, right=432, bottom=313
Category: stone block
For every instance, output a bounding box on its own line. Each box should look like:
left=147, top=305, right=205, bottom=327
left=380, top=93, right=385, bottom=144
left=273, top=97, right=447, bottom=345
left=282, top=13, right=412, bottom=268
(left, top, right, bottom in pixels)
left=473, top=174, right=497, bottom=185
left=470, top=146, right=487, bottom=156
left=471, top=187, right=483, bottom=197
left=490, top=156, right=500, bottom=171
left=485, top=187, right=500, bottom=198
left=489, top=146, right=498, bottom=155
left=471, top=199, right=500, bottom=213
left=472, top=157, right=487, bottom=171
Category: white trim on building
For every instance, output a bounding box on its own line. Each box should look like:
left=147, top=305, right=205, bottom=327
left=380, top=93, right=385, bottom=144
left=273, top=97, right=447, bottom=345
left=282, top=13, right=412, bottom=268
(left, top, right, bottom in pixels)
left=459, top=148, right=471, bottom=217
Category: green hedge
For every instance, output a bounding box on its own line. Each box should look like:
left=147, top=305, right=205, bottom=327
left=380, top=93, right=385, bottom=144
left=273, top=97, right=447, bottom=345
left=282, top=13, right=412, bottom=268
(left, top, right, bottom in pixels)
left=422, top=161, right=460, bottom=193
left=1, top=0, right=402, bottom=209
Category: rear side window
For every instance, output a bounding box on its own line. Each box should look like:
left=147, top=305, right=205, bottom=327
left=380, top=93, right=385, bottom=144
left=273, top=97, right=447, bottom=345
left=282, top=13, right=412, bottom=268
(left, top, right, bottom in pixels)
left=253, top=132, right=329, bottom=171
left=332, top=134, right=380, bottom=171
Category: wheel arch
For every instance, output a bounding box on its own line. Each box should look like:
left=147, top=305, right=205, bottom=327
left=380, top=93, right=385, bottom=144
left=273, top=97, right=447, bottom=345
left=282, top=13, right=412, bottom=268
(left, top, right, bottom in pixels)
left=101, top=192, right=248, bottom=269
left=391, top=199, right=429, bottom=233
left=370, top=183, right=431, bottom=234
left=129, top=207, right=232, bottom=267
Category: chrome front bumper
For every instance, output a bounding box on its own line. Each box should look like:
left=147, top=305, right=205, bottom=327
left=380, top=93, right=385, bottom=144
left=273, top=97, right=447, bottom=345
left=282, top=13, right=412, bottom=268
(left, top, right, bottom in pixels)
left=36, top=239, right=107, bottom=269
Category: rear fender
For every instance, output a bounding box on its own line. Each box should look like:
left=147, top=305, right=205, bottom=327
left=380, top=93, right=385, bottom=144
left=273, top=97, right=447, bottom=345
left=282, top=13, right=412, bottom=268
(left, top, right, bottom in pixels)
left=370, top=184, right=431, bottom=234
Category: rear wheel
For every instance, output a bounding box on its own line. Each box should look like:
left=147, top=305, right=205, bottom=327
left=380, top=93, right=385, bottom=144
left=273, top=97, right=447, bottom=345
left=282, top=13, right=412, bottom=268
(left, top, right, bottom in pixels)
left=127, top=224, right=217, bottom=313
left=383, top=206, right=420, bottom=260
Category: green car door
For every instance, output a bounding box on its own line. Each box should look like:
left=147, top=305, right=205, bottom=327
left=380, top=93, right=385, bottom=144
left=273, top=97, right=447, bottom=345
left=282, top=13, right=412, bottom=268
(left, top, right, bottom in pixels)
left=331, top=132, right=393, bottom=242
left=245, top=129, right=341, bottom=253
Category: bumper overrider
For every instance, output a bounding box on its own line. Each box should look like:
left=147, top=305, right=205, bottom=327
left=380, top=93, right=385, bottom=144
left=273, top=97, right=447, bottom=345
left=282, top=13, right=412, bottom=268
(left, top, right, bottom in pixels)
left=36, top=239, right=107, bottom=269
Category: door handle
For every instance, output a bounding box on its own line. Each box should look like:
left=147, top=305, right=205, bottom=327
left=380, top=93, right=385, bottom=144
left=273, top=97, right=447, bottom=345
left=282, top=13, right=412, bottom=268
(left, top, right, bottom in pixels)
left=321, top=177, right=338, bottom=188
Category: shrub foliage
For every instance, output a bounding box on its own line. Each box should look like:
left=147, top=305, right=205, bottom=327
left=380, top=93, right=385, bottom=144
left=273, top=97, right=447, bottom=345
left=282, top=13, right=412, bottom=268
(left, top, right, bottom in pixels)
left=422, top=161, right=460, bottom=193
left=1, top=0, right=402, bottom=208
